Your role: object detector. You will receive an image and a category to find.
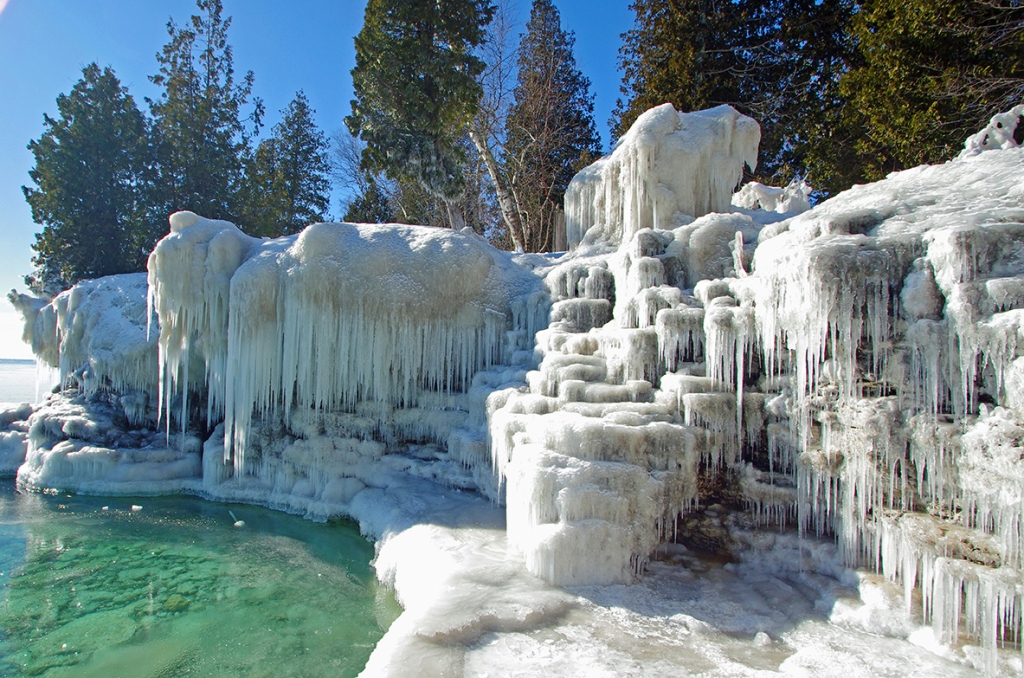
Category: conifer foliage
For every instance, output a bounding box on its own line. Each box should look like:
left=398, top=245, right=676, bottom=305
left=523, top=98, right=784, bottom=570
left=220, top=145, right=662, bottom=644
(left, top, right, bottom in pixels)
left=23, top=64, right=152, bottom=296
left=22, top=0, right=336, bottom=293
left=841, top=0, right=1024, bottom=181
left=242, top=92, right=331, bottom=237
left=504, top=0, right=601, bottom=252
left=347, top=0, right=495, bottom=215
left=613, top=0, right=1021, bottom=195
left=613, top=0, right=855, bottom=192
left=613, top=0, right=749, bottom=135
left=148, top=0, right=263, bottom=221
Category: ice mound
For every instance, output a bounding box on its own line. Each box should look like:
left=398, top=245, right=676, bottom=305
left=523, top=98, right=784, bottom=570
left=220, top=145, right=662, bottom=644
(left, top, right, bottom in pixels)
left=0, top=403, right=33, bottom=475
left=16, top=394, right=202, bottom=494
left=564, top=103, right=760, bottom=248
left=9, top=273, right=156, bottom=396
left=147, top=214, right=544, bottom=480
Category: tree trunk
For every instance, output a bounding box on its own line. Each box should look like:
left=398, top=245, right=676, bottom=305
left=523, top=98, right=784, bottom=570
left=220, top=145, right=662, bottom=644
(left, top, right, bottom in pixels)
left=444, top=199, right=467, bottom=230
left=468, top=127, right=526, bottom=251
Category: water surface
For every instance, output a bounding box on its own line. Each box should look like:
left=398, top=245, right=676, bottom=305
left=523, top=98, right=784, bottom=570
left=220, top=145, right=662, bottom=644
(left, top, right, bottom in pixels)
left=0, top=359, right=55, bottom=407
left=0, top=482, right=398, bottom=677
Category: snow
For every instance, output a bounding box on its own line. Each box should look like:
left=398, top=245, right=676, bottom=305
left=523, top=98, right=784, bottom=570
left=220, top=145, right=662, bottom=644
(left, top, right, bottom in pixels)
left=4, top=104, right=1024, bottom=676
left=732, top=178, right=813, bottom=214
left=960, top=103, right=1024, bottom=157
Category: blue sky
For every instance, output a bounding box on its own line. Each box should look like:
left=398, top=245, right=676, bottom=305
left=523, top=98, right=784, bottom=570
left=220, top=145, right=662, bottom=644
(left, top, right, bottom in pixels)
left=0, top=0, right=633, bottom=358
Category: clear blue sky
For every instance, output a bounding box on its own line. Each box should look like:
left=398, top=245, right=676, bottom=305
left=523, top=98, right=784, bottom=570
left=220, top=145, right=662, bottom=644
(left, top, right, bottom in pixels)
left=0, top=0, right=633, bottom=358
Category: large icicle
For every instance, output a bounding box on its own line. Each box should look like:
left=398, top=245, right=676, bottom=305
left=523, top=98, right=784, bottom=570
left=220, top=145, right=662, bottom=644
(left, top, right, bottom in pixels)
left=147, top=211, right=258, bottom=429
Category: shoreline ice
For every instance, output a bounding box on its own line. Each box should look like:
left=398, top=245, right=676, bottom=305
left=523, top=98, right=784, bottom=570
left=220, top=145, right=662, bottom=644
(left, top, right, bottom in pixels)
left=5, top=104, right=1024, bottom=676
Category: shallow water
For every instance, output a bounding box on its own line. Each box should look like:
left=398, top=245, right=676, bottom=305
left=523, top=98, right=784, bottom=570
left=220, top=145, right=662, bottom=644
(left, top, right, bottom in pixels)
left=0, top=481, right=399, bottom=677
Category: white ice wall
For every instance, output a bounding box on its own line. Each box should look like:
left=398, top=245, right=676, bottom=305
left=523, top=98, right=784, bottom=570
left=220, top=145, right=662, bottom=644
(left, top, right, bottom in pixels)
left=147, top=215, right=544, bottom=480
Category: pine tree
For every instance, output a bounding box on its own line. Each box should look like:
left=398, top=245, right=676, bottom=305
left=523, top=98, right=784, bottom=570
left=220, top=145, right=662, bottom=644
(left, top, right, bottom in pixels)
left=242, top=92, right=331, bottom=237
left=23, top=64, right=152, bottom=295
left=346, top=0, right=495, bottom=226
left=839, top=0, right=1024, bottom=181
left=148, top=0, right=263, bottom=223
left=504, top=0, right=601, bottom=252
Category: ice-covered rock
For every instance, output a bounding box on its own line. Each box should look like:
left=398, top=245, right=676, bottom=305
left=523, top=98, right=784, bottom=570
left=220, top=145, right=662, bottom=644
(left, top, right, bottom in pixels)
left=564, top=103, right=760, bottom=248
left=147, top=215, right=544, bottom=481
left=9, top=274, right=156, bottom=397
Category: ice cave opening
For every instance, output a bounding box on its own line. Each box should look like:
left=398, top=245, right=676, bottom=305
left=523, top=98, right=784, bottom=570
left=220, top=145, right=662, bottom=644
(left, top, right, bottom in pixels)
left=4, top=102, right=1024, bottom=677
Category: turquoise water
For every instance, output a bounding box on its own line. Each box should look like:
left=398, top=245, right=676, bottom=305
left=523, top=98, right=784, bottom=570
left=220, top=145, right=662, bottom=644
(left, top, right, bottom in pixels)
left=0, top=482, right=399, bottom=677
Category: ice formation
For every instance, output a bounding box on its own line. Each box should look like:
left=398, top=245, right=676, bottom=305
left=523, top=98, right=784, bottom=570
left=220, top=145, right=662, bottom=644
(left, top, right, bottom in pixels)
left=8, top=273, right=156, bottom=396
left=4, top=103, right=1024, bottom=675
left=563, top=103, right=761, bottom=248
left=731, top=178, right=813, bottom=214
left=146, top=214, right=542, bottom=490
left=493, top=104, right=1024, bottom=671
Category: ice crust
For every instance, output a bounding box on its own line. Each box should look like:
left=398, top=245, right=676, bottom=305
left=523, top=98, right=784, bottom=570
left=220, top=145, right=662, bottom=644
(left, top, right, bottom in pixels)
left=5, top=104, right=1024, bottom=675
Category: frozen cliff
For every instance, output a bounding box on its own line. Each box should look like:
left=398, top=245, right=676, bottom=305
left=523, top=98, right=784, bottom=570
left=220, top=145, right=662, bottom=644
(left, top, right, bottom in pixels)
left=5, top=103, right=1024, bottom=676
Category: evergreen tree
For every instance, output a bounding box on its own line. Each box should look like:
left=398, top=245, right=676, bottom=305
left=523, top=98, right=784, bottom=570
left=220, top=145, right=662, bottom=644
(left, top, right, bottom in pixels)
left=612, top=0, right=750, bottom=138
left=839, top=0, right=1024, bottom=181
left=504, top=0, right=601, bottom=252
left=149, top=0, right=262, bottom=223
left=749, top=0, right=857, bottom=193
left=611, top=0, right=856, bottom=191
left=23, top=64, right=152, bottom=295
left=344, top=177, right=395, bottom=223
left=242, top=92, right=331, bottom=237
left=346, top=0, right=495, bottom=226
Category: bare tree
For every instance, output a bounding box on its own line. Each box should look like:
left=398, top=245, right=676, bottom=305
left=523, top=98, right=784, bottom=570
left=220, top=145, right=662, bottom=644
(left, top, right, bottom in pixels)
left=469, top=0, right=530, bottom=250
left=501, top=0, right=601, bottom=252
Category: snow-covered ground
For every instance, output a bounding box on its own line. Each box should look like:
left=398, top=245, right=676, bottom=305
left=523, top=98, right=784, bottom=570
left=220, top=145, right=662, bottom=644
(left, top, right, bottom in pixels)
left=5, top=103, right=1024, bottom=676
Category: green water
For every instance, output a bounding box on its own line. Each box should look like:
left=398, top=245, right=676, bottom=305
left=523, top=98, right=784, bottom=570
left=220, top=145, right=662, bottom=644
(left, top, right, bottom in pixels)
left=0, top=482, right=400, bottom=677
